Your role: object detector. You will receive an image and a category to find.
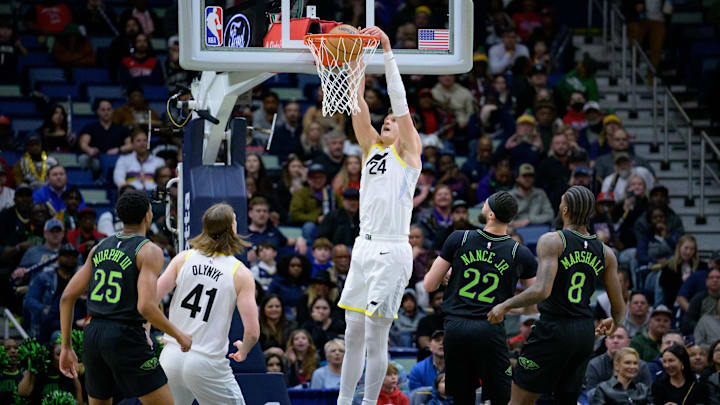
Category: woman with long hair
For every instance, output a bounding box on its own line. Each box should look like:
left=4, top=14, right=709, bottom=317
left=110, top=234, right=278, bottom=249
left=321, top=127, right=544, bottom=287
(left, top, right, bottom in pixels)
left=591, top=347, right=649, bottom=405
left=332, top=154, right=361, bottom=194
left=284, top=329, right=319, bottom=387
left=41, top=104, right=74, bottom=152
left=245, top=152, right=274, bottom=197
left=302, top=296, right=345, bottom=360
left=274, top=154, right=307, bottom=220
left=616, top=175, right=649, bottom=249
left=704, top=340, right=720, bottom=399
left=267, top=254, right=311, bottom=320
left=292, top=121, right=326, bottom=164
left=658, top=235, right=706, bottom=308
left=258, top=294, right=297, bottom=351
left=651, top=344, right=707, bottom=405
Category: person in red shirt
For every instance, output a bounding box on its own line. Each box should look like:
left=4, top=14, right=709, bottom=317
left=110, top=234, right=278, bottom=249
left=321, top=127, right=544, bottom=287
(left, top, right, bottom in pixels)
left=413, top=89, right=451, bottom=137
left=377, top=362, right=409, bottom=405
left=562, top=91, right=588, bottom=131
left=119, top=33, right=164, bottom=87
left=66, top=207, right=106, bottom=259
left=24, top=0, right=73, bottom=35
left=512, top=0, right=542, bottom=40
left=508, top=313, right=539, bottom=348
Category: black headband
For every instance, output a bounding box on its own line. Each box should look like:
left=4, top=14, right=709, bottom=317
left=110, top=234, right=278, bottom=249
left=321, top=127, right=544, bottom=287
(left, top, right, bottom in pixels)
left=488, top=192, right=512, bottom=223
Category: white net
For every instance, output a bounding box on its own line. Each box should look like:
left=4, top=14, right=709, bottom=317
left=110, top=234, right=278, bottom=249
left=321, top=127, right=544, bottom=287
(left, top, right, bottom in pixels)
left=305, top=34, right=380, bottom=116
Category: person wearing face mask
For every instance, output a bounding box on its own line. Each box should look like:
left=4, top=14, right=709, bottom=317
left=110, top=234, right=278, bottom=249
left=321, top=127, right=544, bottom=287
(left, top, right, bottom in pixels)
left=591, top=347, right=651, bottom=405
left=651, top=344, right=708, bottom=404
left=562, top=91, right=588, bottom=131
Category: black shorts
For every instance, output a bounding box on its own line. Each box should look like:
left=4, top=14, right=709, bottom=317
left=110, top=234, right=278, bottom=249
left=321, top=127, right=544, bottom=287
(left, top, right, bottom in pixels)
left=83, top=318, right=167, bottom=400
left=444, top=316, right=511, bottom=405
left=513, top=317, right=595, bottom=395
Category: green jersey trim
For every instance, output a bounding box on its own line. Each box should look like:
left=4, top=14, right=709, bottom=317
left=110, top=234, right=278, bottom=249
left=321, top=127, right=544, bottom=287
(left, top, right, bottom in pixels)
left=567, top=229, right=597, bottom=240
left=477, top=229, right=510, bottom=241
left=556, top=230, right=566, bottom=251
left=134, top=239, right=150, bottom=255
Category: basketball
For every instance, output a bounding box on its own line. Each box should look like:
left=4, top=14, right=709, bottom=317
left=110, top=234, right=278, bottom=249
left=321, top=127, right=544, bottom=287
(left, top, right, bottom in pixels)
left=325, top=24, right=363, bottom=63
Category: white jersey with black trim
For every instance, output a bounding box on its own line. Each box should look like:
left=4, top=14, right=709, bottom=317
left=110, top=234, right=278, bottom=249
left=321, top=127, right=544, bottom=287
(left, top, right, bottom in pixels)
left=359, top=143, right=420, bottom=236
left=165, top=250, right=240, bottom=358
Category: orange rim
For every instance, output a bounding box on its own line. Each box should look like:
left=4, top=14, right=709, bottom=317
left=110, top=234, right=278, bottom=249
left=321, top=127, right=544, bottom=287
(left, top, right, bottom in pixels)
left=304, top=34, right=380, bottom=66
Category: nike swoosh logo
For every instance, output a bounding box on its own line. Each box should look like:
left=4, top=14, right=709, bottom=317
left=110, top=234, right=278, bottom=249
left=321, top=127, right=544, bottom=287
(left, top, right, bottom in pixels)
left=380, top=252, right=390, bottom=255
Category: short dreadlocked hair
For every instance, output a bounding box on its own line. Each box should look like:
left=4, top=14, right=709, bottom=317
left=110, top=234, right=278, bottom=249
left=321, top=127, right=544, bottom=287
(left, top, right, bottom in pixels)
left=116, top=189, right=151, bottom=225
left=562, top=186, right=595, bottom=226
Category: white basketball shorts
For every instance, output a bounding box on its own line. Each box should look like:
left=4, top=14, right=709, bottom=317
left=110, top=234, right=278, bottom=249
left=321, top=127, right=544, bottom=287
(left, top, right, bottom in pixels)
left=159, top=342, right=245, bottom=405
left=338, top=234, right=412, bottom=319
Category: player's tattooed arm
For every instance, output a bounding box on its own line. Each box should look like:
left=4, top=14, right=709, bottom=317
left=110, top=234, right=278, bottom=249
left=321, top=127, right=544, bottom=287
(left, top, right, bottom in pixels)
left=488, top=232, right=562, bottom=323
left=597, top=244, right=626, bottom=336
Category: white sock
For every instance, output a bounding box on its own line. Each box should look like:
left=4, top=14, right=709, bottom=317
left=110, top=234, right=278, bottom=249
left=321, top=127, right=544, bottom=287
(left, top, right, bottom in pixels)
left=361, top=315, right=392, bottom=404
left=338, top=311, right=366, bottom=405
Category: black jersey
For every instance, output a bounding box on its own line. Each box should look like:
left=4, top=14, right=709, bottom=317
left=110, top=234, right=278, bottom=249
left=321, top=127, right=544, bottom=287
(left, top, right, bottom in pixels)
left=538, top=229, right=606, bottom=320
left=0, top=369, right=23, bottom=403
left=440, top=229, right=537, bottom=318
left=87, top=234, right=149, bottom=323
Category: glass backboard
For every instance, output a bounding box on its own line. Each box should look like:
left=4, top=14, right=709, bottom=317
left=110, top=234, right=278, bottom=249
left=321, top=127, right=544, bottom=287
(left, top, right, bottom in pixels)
left=178, top=0, right=473, bottom=75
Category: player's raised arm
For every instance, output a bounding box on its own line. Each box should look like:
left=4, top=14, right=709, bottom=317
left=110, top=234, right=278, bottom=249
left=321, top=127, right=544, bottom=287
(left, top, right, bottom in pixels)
left=361, top=26, right=422, bottom=165
left=137, top=242, right=192, bottom=352
left=488, top=232, right=563, bottom=323
left=597, top=245, right=626, bottom=336
left=351, top=61, right=380, bottom=155
left=59, top=246, right=96, bottom=378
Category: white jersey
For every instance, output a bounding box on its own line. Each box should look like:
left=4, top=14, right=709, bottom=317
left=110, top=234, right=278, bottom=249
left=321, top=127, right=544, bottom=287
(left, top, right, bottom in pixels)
left=165, top=250, right=241, bottom=358
left=359, top=143, right=420, bottom=236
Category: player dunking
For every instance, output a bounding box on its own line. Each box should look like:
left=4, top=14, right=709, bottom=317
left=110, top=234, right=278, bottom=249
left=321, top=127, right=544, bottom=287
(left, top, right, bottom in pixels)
left=488, top=186, right=626, bottom=405
left=156, top=203, right=259, bottom=404
left=424, top=191, right=537, bottom=405
left=59, top=190, right=192, bottom=405
left=337, top=26, right=422, bottom=405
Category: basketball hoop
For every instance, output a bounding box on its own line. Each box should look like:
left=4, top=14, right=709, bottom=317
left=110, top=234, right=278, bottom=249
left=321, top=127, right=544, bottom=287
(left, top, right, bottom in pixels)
left=304, top=33, right=380, bottom=116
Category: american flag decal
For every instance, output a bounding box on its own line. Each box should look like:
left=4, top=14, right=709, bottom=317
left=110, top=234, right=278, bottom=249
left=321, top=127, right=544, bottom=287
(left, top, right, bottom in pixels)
left=418, top=29, right=450, bottom=50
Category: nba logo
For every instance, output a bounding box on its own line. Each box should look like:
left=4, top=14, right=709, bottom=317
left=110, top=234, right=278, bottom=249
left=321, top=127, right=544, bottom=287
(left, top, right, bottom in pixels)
left=205, top=6, right=223, bottom=46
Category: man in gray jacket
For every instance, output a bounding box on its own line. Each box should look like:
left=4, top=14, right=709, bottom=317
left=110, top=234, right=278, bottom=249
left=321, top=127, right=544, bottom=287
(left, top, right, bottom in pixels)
left=509, top=163, right=554, bottom=227
left=583, top=327, right=652, bottom=392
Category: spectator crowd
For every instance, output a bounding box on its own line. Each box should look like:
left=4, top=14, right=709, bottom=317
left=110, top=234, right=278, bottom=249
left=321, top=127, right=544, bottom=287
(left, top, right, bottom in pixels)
left=0, top=0, right=717, bottom=404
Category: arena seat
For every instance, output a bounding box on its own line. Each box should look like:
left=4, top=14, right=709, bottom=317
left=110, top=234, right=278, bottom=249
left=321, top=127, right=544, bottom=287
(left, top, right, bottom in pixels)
left=11, top=118, right=42, bottom=133
left=515, top=224, right=552, bottom=253
left=0, top=152, right=19, bottom=166
left=80, top=188, right=110, bottom=205
left=409, top=386, right=433, bottom=405
left=279, top=226, right=302, bottom=239
left=50, top=153, right=78, bottom=168
left=287, top=388, right=338, bottom=405
left=40, top=84, right=80, bottom=99
left=0, top=100, right=37, bottom=117
left=87, top=85, right=125, bottom=100
left=142, top=85, right=169, bottom=101
left=66, top=168, right=95, bottom=187
left=20, top=52, right=54, bottom=68
left=72, top=67, right=110, bottom=84
left=0, top=85, right=22, bottom=98
left=29, top=68, right=65, bottom=88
